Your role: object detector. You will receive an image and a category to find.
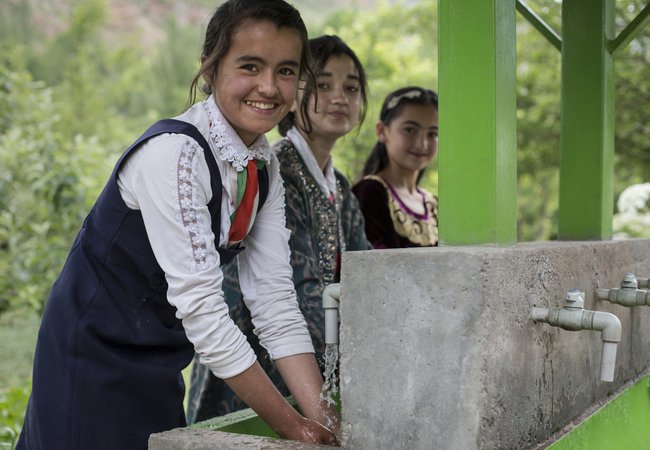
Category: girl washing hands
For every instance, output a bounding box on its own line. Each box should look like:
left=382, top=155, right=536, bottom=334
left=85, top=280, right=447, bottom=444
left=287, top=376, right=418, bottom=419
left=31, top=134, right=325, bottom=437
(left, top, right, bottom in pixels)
left=17, top=1, right=338, bottom=448
left=188, top=35, right=369, bottom=426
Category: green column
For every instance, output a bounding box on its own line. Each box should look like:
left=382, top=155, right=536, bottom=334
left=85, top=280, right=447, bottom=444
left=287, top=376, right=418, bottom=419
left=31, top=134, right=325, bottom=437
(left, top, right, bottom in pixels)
left=438, top=0, right=517, bottom=245
left=558, top=0, right=615, bottom=240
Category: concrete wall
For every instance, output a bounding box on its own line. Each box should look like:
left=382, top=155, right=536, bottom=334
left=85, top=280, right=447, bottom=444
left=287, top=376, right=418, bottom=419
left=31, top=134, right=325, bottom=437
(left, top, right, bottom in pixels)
left=339, top=239, right=650, bottom=450
left=150, top=239, right=650, bottom=449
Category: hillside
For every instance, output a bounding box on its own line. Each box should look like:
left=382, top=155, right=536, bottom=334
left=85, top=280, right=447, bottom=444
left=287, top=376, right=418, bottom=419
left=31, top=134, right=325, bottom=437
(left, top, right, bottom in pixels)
left=20, top=0, right=378, bottom=47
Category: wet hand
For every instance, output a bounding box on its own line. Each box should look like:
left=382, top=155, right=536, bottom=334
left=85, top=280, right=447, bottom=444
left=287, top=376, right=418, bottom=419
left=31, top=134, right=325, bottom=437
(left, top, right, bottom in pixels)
left=283, top=416, right=340, bottom=446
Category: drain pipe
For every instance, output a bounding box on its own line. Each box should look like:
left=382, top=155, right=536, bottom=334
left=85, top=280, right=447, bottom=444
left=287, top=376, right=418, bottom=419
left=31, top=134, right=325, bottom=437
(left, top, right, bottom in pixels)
left=596, top=273, right=650, bottom=307
left=531, top=289, right=622, bottom=382
left=323, top=283, right=341, bottom=345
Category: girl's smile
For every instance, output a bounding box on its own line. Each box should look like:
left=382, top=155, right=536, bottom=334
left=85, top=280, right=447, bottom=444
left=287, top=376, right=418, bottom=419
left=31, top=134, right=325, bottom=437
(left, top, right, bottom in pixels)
left=379, top=103, right=439, bottom=175
left=299, top=55, right=361, bottom=142
left=210, top=19, right=303, bottom=146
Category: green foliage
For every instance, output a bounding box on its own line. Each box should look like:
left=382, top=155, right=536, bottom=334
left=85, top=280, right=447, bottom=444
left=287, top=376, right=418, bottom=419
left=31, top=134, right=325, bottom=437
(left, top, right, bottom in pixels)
left=0, top=380, right=30, bottom=449
left=0, top=0, right=647, bottom=302
left=0, top=47, right=114, bottom=314
left=144, top=18, right=203, bottom=117
left=515, top=3, right=562, bottom=241
left=318, top=1, right=438, bottom=186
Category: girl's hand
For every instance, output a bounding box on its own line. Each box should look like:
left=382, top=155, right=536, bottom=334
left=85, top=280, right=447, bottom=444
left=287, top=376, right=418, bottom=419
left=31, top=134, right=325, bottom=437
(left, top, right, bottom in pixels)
left=281, top=416, right=340, bottom=446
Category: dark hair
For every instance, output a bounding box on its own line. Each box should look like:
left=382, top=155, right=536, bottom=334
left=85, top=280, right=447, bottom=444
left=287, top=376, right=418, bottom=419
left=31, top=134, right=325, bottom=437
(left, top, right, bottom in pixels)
left=187, top=0, right=316, bottom=131
left=277, top=34, right=368, bottom=137
left=361, top=86, right=438, bottom=181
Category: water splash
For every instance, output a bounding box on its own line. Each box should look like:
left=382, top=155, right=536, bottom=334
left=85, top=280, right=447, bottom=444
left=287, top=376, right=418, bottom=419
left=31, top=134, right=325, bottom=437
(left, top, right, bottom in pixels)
left=320, top=343, right=339, bottom=428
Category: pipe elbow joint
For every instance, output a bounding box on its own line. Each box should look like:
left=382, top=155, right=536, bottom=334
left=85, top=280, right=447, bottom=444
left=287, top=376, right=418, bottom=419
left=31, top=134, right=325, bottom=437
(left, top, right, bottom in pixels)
left=322, top=283, right=341, bottom=309
left=592, top=311, right=622, bottom=343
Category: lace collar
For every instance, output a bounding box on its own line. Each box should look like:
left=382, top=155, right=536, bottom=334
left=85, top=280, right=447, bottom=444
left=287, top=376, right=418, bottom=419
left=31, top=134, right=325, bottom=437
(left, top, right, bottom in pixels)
left=203, top=96, right=271, bottom=172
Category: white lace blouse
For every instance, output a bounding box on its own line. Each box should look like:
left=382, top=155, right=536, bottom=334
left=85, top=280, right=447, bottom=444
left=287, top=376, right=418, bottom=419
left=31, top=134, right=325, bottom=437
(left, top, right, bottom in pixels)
left=117, top=96, right=313, bottom=379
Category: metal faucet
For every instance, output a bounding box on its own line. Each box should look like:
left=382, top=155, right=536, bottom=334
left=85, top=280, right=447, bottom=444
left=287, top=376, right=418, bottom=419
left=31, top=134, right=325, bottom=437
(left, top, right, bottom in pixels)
left=531, top=289, right=622, bottom=382
left=596, top=273, right=650, bottom=307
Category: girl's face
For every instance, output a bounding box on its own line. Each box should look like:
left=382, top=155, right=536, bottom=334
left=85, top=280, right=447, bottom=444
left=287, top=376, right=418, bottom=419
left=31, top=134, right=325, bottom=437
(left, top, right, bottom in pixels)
left=209, top=19, right=303, bottom=147
left=296, top=54, right=361, bottom=141
left=377, top=103, right=439, bottom=174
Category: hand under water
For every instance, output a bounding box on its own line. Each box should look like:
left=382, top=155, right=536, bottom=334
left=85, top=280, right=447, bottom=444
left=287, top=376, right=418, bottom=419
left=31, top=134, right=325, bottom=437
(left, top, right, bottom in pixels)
left=283, top=416, right=340, bottom=446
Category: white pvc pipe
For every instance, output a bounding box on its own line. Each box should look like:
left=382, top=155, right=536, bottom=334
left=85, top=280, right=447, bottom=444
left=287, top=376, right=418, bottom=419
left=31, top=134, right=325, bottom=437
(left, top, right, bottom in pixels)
left=322, top=283, right=341, bottom=345
left=531, top=307, right=549, bottom=322
left=324, top=309, right=339, bottom=345
left=600, top=341, right=618, bottom=382
left=531, top=305, right=622, bottom=383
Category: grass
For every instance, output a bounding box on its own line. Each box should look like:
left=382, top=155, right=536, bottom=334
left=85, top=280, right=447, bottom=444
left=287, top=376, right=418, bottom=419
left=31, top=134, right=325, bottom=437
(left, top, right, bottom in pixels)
left=0, top=311, right=40, bottom=449
left=0, top=309, right=195, bottom=448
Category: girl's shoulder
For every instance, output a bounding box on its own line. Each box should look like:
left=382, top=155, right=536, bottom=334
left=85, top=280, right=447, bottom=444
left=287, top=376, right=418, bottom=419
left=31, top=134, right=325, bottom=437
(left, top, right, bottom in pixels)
left=272, top=137, right=294, bottom=156
left=353, top=175, right=389, bottom=192
left=333, top=168, right=353, bottom=190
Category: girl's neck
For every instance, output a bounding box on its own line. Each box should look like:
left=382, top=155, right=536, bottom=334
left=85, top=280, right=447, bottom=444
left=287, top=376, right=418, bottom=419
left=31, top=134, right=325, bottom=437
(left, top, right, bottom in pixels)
left=377, top=166, right=419, bottom=194
left=298, top=129, right=336, bottom=171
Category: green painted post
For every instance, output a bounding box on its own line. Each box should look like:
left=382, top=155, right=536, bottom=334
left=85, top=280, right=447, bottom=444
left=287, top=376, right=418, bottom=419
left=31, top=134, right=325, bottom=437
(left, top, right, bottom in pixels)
left=438, top=0, right=517, bottom=245
left=558, top=0, right=615, bottom=240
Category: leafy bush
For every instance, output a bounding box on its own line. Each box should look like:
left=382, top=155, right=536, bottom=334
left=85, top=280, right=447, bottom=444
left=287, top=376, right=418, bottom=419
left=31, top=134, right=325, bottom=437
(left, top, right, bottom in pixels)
left=0, top=50, right=113, bottom=314
left=0, top=381, right=30, bottom=449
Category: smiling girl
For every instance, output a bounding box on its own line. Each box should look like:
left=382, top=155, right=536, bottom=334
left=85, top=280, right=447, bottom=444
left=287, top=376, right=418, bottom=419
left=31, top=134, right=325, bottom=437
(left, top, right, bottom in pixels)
left=353, top=86, right=439, bottom=248
left=16, top=1, right=338, bottom=449
left=187, top=34, right=369, bottom=435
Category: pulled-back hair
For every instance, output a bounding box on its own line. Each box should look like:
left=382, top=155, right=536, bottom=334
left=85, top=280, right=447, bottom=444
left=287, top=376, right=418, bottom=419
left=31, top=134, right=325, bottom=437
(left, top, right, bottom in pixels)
left=277, top=34, right=368, bottom=137
left=187, top=0, right=316, bottom=131
left=361, top=86, right=438, bottom=181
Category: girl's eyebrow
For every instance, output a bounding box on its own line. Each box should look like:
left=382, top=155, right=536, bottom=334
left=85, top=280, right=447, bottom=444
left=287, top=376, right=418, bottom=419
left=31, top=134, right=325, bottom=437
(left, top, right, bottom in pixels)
left=400, top=120, right=422, bottom=127
left=318, top=71, right=360, bottom=82
left=235, top=55, right=300, bottom=68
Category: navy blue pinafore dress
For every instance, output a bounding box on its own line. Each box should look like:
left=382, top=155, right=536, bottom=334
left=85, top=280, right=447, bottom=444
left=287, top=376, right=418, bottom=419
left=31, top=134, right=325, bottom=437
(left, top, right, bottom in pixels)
left=17, top=119, right=268, bottom=450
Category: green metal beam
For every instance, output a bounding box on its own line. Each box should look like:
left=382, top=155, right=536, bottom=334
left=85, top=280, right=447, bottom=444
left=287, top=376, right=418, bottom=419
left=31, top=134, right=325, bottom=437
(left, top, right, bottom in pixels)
left=558, top=0, right=615, bottom=240
left=516, top=0, right=562, bottom=52
left=438, top=0, right=517, bottom=245
left=609, top=3, right=650, bottom=56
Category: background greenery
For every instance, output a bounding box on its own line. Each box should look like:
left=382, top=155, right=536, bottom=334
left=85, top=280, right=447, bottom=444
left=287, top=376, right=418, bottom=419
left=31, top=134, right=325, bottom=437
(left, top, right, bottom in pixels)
left=0, top=0, right=648, bottom=446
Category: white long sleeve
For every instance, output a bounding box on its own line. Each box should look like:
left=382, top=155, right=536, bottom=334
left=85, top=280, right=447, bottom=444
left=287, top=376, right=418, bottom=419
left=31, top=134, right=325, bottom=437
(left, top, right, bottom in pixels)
left=117, top=97, right=313, bottom=379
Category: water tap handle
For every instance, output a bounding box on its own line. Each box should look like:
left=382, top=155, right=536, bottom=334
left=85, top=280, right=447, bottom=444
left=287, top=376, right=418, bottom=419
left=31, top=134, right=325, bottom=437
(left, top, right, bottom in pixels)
left=564, top=289, right=585, bottom=309
left=620, top=272, right=639, bottom=290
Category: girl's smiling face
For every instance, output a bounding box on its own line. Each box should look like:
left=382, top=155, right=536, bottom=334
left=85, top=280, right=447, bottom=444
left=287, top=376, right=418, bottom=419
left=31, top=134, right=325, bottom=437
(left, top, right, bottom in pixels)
left=209, top=19, right=303, bottom=146
left=377, top=103, right=439, bottom=174
left=296, top=54, right=362, bottom=141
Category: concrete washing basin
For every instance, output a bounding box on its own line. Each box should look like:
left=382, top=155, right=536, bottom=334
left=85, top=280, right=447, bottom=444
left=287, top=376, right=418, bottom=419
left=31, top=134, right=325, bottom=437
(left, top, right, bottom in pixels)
left=150, top=376, right=650, bottom=450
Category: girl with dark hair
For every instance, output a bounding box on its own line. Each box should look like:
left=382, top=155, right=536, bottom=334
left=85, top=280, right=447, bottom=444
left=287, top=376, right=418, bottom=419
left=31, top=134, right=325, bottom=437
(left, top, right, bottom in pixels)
left=352, top=86, right=439, bottom=248
left=16, top=1, right=339, bottom=448
left=187, top=35, right=369, bottom=430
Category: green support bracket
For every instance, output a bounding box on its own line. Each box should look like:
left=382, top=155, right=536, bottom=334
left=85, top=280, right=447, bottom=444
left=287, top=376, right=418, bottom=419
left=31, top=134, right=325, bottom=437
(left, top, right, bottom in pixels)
left=558, top=0, right=615, bottom=240
left=438, top=0, right=517, bottom=245
left=515, top=0, right=562, bottom=51
left=609, top=3, right=650, bottom=56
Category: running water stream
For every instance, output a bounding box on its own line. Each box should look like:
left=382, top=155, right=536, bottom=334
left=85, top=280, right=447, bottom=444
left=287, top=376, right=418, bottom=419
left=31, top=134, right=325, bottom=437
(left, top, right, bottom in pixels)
left=320, top=343, right=340, bottom=428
